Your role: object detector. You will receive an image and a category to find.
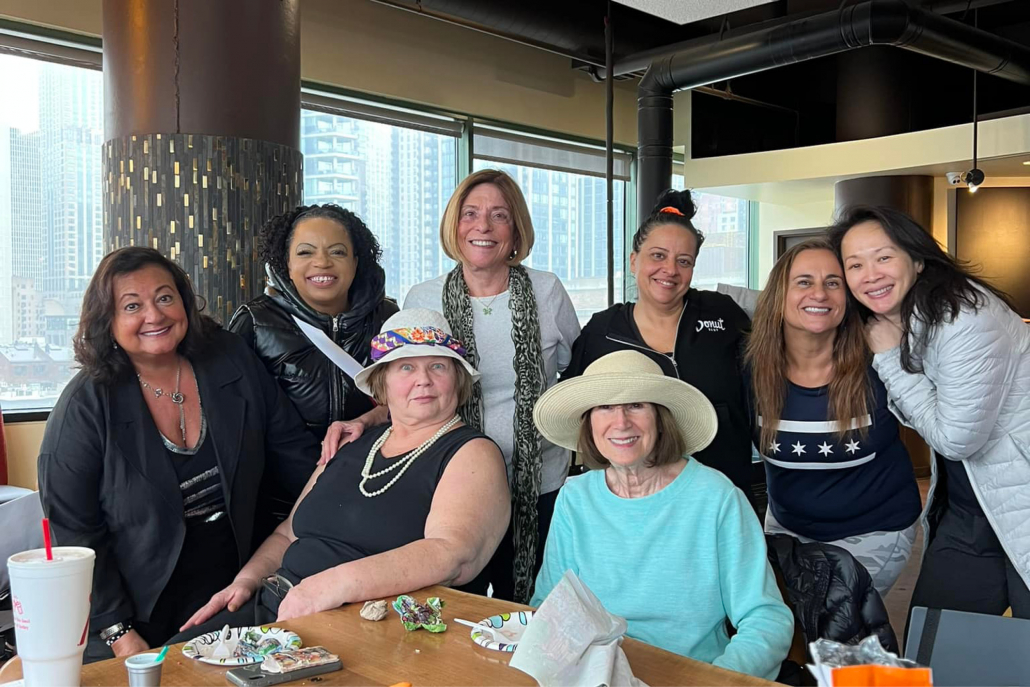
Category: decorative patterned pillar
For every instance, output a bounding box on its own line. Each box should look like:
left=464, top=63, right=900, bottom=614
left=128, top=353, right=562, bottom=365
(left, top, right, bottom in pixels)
left=102, top=0, right=302, bottom=323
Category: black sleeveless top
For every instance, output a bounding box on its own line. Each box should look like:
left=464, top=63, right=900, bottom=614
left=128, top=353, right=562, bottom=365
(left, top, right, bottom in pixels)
left=280, top=424, right=495, bottom=594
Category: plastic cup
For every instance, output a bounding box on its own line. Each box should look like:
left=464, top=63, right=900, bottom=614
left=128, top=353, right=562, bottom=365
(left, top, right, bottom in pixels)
left=7, top=546, right=95, bottom=687
left=125, top=654, right=164, bottom=687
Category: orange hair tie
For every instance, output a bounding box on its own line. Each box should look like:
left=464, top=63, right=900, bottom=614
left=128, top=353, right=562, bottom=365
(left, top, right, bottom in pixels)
left=658, top=206, right=684, bottom=216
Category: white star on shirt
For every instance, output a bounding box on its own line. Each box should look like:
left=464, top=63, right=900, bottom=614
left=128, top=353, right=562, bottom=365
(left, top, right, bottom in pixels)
left=845, top=440, right=861, bottom=454
left=769, top=441, right=781, bottom=454
left=791, top=441, right=806, bottom=456
left=818, top=442, right=834, bottom=456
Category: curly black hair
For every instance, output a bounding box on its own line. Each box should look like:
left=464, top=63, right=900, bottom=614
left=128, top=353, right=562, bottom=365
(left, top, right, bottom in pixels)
left=258, top=204, right=384, bottom=295
left=631, top=188, right=705, bottom=256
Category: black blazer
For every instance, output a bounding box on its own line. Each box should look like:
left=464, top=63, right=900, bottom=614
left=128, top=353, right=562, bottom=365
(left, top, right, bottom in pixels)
left=37, top=330, right=320, bottom=631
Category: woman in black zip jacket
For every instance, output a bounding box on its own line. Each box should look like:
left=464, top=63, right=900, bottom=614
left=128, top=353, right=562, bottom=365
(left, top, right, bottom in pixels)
left=563, top=190, right=754, bottom=500
left=229, top=205, right=397, bottom=534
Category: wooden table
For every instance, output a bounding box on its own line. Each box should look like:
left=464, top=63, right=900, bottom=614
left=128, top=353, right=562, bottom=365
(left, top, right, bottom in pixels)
left=81, top=586, right=780, bottom=686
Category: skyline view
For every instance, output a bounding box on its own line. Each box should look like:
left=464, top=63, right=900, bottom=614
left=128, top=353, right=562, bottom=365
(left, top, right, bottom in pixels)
left=1, top=54, right=751, bottom=414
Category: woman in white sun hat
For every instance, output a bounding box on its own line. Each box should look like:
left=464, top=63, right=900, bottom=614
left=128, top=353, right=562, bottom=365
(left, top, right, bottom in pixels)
left=176, top=308, right=509, bottom=637
left=531, top=350, right=793, bottom=681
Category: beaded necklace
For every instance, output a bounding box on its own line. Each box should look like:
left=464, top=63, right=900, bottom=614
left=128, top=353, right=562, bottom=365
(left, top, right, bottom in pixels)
left=359, top=415, right=462, bottom=498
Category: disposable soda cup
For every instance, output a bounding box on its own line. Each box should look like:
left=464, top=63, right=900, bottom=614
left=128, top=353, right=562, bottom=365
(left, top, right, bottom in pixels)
left=8, top=546, right=95, bottom=687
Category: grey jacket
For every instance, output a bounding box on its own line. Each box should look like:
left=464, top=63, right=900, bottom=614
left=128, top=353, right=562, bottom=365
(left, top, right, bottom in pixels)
left=872, top=285, right=1030, bottom=590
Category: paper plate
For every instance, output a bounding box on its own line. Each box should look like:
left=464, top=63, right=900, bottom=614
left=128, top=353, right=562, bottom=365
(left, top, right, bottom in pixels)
left=470, top=611, right=534, bottom=652
left=181, top=625, right=302, bottom=665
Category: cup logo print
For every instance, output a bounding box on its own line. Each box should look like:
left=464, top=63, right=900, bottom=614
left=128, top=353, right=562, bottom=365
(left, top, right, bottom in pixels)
left=13, top=595, right=28, bottom=631
left=696, top=317, right=726, bottom=333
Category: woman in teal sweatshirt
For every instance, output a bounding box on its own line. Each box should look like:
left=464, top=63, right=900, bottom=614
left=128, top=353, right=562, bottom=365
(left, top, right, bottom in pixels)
left=531, top=350, right=793, bottom=681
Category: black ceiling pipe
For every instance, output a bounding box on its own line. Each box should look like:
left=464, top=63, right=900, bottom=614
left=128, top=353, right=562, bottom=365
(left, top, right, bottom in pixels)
left=637, top=0, right=1030, bottom=217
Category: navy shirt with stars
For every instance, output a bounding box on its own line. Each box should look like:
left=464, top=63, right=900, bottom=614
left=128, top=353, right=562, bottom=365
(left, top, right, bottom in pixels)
left=754, top=368, right=922, bottom=541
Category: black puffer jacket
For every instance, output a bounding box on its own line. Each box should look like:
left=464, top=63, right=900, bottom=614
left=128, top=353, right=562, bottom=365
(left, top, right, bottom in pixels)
left=228, top=265, right=398, bottom=444
left=765, top=534, right=899, bottom=654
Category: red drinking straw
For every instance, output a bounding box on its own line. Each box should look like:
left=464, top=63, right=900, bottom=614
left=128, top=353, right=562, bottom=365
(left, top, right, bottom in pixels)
left=41, top=517, right=53, bottom=561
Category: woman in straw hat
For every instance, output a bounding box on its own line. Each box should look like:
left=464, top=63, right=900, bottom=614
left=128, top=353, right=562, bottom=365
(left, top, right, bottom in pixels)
left=176, top=308, right=510, bottom=636
left=531, top=350, right=793, bottom=680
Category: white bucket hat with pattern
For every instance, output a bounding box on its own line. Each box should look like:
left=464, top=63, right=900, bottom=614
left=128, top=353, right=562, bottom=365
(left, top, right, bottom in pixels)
left=354, top=308, right=480, bottom=395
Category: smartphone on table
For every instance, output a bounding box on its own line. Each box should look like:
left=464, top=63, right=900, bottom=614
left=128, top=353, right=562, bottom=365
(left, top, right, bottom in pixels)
left=225, top=658, right=343, bottom=686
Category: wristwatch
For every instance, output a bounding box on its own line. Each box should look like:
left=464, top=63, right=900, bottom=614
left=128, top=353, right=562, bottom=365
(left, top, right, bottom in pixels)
left=100, top=620, right=133, bottom=646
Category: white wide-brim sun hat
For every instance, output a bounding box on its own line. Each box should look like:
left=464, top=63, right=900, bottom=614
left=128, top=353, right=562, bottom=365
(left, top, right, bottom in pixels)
left=354, top=308, right=481, bottom=396
left=533, top=350, right=718, bottom=456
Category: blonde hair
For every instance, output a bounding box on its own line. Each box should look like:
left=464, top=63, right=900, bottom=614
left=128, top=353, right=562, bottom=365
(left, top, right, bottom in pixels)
left=439, top=169, right=535, bottom=266
left=745, top=239, right=872, bottom=452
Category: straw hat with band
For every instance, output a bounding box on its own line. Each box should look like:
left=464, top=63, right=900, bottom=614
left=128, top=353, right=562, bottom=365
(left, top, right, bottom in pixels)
left=354, top=308, right=480, bottom=395
left=533, top=350, right=718, bottom=457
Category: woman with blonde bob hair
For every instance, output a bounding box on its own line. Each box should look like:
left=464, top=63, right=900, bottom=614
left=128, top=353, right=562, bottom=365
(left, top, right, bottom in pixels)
left=745, top=239, right=920, bottom=597
left=404, top=169, right=580, bottom=603
left=531, top=350, right=793, bottom=680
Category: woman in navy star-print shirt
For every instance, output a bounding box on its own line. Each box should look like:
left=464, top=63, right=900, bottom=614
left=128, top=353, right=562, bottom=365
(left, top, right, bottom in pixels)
left=745, top=239, right=921, bottom=598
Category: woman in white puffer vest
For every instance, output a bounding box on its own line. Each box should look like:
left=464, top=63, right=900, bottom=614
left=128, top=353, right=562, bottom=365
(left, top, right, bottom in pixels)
left=830, top=205, right=1030, bottom=623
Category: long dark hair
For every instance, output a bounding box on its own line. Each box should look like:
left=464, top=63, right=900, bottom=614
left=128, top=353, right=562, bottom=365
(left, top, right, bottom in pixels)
left=828, top=205, right=1009, bottom=373
left=73, top=247, right=220, bottom=384
left=746, top=239, right=871, bottom=452
left=632, top=189, right=705, bottom=256
left=259, top=204, right=383, bottom=298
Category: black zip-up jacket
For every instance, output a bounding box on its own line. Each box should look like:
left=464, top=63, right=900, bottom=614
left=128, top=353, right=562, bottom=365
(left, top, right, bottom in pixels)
left=228, top=266, right=398, bottom=444
left=766, top=534, right=898, bottom=653
left=563, top=289, right=753, bottom=496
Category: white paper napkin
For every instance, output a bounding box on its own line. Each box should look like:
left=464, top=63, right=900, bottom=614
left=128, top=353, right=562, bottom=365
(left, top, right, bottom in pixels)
left=510, top=571, right=648, bottom=687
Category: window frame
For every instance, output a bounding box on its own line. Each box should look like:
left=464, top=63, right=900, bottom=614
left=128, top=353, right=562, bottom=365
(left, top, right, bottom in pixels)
left=0, top=25, right=651, bottom=422
left=0, top=23, right=103, bottom=422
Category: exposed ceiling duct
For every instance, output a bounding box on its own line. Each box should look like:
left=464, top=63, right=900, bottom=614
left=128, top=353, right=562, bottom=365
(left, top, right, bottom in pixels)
left=637, top=0, right=1030, bottom=215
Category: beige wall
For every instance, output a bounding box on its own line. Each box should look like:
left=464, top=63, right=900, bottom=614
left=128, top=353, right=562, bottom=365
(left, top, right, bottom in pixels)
left=0, top=0, right=638, bottom=145
left=755, top=200, right=836, bottom=287
left=3, top=421, right=44, bottom=489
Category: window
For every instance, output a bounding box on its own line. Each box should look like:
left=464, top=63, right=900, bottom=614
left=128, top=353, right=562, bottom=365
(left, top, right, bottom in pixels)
left=300, top=96, right=462, bottom=306
left=473, top=126, right=632, bottom=323
left=672, top=174, right=751, bottom=290
left=0, top=51, right=103, bottom=414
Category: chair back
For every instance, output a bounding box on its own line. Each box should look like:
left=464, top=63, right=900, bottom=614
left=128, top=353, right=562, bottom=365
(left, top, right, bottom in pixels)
left=907, top=607, right=1030, bottom=686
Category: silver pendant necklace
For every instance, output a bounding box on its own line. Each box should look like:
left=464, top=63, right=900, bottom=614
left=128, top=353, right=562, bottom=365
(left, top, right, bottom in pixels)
left=138, top=357, right=189, bottom=448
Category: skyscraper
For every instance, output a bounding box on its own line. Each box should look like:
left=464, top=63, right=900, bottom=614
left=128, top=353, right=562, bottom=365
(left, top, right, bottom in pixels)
left=38, top=63, right=104, bottom=318
left=300, top=110, right=456, bottom=304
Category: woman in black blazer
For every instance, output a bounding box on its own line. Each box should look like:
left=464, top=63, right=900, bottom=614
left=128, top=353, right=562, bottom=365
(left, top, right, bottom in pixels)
left=37, top=247, right=319, bottom=663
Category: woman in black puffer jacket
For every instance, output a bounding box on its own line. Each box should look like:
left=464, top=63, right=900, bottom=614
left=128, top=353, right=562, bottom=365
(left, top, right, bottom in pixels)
left=766, top=533, right=898, bottom=654
left=229, top=205, right=397, bottom=518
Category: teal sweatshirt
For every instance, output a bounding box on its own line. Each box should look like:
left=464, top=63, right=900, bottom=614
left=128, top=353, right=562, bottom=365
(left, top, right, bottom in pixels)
left=530, top=458, right=794, bottom=680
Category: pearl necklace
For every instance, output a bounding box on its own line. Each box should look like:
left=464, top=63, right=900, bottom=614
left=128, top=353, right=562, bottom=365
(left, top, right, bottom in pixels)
left=359, top=415, right=462, bottom=498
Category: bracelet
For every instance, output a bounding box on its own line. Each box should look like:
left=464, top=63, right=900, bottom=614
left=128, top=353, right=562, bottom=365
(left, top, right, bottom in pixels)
left=100, top=621, right=133, bottom=646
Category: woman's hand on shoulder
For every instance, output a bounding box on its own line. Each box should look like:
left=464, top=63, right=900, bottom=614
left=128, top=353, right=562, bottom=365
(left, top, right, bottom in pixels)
left=865, top=315, right=904, bottom=354
left=320, top=420, right=366, bottom=465
left=178, top=577, right=260, bottom=631
left=111, top=629, right=149, bottom=657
